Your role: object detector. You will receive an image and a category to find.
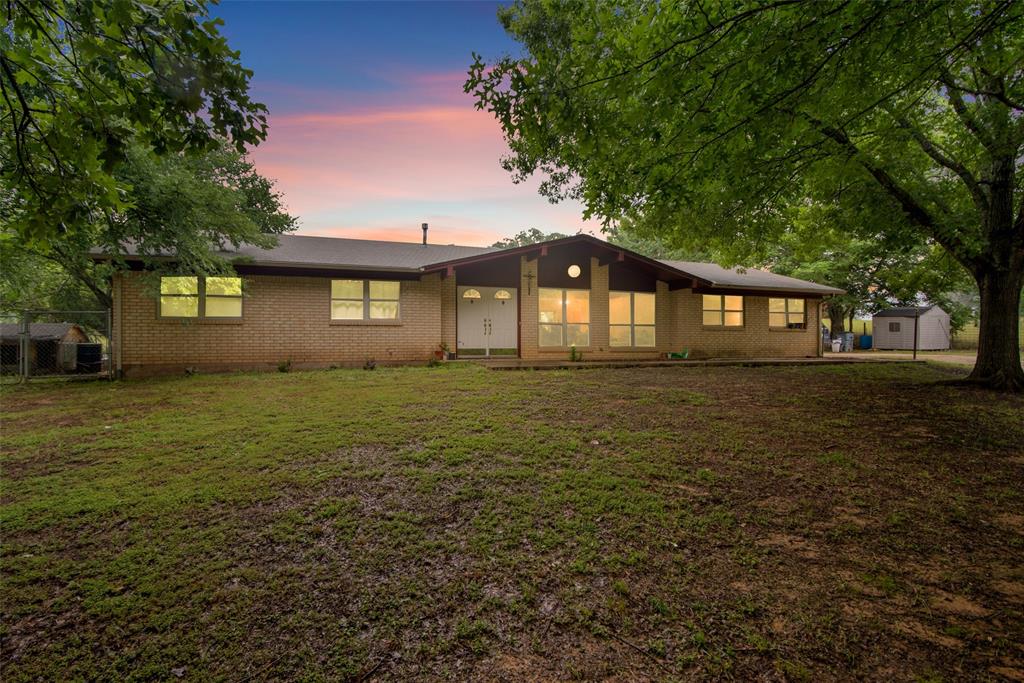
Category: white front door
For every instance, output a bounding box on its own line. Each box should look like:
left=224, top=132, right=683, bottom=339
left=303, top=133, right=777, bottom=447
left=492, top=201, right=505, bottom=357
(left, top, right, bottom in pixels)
left=457, top=286, right=518, bottom=356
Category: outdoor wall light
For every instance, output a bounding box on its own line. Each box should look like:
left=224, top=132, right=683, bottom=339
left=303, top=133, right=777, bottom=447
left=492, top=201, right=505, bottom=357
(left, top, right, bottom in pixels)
left=567, top=264, right=582, bottom=278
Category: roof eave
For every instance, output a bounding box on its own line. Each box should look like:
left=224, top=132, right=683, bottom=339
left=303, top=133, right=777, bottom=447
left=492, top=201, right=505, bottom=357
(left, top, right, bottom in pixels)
left=700, top=283, right=845, bottom=296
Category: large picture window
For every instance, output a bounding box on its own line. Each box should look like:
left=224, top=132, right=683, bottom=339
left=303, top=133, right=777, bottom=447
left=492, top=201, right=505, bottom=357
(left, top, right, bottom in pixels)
left=769, top=298, right=806, bottom=329
left=539, top=288, right=589, bottom=347
left=609, top=291, right=656, bottom=347
left=702, top=294, right=744, bottom=327
left=331, top=280, right=400, bottom=320
left=160, top=276, right=242, bottom=318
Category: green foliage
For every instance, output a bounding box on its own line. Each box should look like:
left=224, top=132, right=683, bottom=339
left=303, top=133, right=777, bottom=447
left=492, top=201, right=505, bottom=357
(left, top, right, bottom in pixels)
left=3, top=140, right=295, bottom=308
left=491, top=227, right=569, bottom=248
left=604, top=221, right=711, bottom=261
left=468, top=1, right=1024, bottom=385
left=1, top=0, right=268, bottom=244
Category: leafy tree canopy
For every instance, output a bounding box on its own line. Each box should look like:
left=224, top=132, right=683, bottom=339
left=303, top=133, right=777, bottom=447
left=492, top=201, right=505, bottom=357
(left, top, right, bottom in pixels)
left=491, top=228, right=569, bottom=248
left=1, top=0, right=267, bottom=244
left=1, top=140, right=296, bottom=309
left=468, top=0, right=1024, bottom=388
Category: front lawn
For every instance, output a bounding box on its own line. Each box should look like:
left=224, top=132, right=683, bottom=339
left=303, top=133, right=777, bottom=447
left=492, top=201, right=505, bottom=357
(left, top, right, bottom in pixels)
left=2, top=364, right=1022, bottom=680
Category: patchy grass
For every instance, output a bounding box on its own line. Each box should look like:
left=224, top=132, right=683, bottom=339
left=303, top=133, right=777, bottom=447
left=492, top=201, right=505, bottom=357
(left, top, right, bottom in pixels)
left=2, top=363, right=1023, bottom=681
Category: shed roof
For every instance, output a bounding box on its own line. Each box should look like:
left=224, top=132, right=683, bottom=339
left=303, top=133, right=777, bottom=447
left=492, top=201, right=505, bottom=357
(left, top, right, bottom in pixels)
left=0, top=322, right=83, bottom=342
left=873, top=306, right=937, bottom=318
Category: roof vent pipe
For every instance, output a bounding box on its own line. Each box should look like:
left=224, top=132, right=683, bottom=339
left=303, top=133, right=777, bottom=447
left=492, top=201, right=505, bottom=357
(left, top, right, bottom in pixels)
left=422, top=222, right=428, bottom=245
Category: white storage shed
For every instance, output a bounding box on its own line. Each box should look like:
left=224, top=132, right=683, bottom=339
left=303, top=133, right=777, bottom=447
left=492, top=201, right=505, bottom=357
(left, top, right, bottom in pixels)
left=872, top=305, right=951, bottom=351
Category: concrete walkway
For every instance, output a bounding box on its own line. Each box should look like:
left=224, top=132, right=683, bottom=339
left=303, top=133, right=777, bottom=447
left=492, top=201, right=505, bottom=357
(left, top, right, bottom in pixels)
left=476, top=356, right=925, bottom=371
left=826, top=351, right=989, bottom=367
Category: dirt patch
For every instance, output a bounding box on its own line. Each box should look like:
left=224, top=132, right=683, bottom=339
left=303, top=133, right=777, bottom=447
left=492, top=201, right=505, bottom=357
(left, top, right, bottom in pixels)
left=994, top=513, right=1024, bottom=533
left=757, top=533, right=819, bottom=559
left=892, top=620, right=964, bottom=649
left=929, top=589, right=990, bottom=617
left=992, top=580, right=1024, bottom=603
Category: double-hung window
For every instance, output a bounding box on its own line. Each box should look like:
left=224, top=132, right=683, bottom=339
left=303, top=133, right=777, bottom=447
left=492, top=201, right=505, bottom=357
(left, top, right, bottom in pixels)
left=609, top=291, right=656, bottom=347
left=702, top=294, right=744, bottom=327
left=769, top=298, right=806, bottom=329
left=539, top=288, right=590, bottom=347
left=159, top=276, right=242, bottom=318
left=331, top=280, right=401, bottom=320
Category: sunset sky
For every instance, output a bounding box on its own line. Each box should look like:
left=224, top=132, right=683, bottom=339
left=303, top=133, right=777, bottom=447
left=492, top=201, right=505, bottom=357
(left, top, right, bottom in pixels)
left=212, top=1, right=600, bottom=247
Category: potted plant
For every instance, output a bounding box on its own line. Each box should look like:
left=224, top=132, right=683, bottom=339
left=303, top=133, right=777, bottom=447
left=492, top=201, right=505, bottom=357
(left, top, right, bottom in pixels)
left=434, top=342, right=452, bottom=361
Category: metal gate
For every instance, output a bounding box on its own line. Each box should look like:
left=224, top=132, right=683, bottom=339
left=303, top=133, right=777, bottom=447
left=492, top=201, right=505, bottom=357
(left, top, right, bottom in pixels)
left=0, top=310, right=113, bottom=382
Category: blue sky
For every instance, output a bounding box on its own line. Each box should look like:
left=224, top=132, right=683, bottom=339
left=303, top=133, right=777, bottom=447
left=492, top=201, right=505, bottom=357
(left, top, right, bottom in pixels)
left=210, top=1, right=597, bottom=245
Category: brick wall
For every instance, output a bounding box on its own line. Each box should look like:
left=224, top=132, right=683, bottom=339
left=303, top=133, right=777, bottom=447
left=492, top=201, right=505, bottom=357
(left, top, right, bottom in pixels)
left=670, top=289, right=821, bottom=358
left=114, top=271, right=443, bottom=377
left=114, top=264, right=822, bottom=376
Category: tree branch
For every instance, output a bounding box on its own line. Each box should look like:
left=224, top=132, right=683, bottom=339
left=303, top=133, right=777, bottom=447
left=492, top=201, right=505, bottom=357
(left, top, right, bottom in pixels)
left=891, top=114, right=988, bottom=212
left=939, top=69, right=998, bottom=152
left=801, top=112, right=981, bottom=272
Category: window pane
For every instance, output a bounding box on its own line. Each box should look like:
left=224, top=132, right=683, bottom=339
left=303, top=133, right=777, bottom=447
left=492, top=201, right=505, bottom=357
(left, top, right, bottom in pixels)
left=566, top=324, right=589, bottom=347
left=724, top=311, right=743, bottom=327
left=369, top=301, right=399, bottom=319
left=565, top=290, right=590, bottom=323
left=724, top=295, right=743, bottom=311
left=703, top=310, right=722, bottom=326
left=609, top=325, right=631, bottom=347
left=788, top=313, right=805, bottom=327
left=539, top=289, right=562, bottom=323
left=634, top=325, right=656, bottom=347
left=161, top=296, right=198, bottom=317
left=205, top=297, right=242, bottom=318
left=539, top=323, right=563, bottom=346
left=609, top=292, right=631, bottom=325
left=206, top=277, right=242, bottom=296
left=702, top=294, right=721, bottom=311
left=769, top=298, right=786, bottom=313
left=332, top=300, right=363, bottom=320
left=789, top=298, right=805, bottom=313
left=369, top=281, right=400, bottom=300
left=161, top=276, right=198, bottom=295
left=769, top=312, right=787, bottom=328
left=331, top=279, right=363, bottom=299
left=634, top=293, right=655, bottom=325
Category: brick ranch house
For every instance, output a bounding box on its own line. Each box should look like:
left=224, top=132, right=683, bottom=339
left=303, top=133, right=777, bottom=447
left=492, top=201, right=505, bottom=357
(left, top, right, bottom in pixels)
left=95, top=232, right=842, bottom=377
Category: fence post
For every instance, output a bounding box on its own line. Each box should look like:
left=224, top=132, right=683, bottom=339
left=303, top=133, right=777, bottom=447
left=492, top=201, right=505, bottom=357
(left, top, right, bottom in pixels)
left=107, top=307, right=114, bottom=379
left=19, top=310, right=30, bottom=381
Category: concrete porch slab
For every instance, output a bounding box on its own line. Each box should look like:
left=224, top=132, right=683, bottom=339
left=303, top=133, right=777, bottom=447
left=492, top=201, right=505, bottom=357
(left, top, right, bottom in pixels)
left=474, top=356, right=926, bottom=371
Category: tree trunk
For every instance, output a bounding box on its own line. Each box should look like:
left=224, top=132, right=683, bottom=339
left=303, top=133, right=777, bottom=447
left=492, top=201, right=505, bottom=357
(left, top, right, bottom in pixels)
left=968, top=265, right=1024, bottom=391
left=826, top=302, right=848, bottom=338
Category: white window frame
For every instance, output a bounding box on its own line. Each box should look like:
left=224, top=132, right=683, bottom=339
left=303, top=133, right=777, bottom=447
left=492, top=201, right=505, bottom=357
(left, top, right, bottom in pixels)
left=538, top=287, right=590, bottom=347
left=330, top=280, right=401, bottom=321
left=159, top=276, right=243, bottom=319
left=768, top=298, right=807, bottom=329
left=702, top=294, right=744, bottom=327
left=609, top=291, right=656, bottom=347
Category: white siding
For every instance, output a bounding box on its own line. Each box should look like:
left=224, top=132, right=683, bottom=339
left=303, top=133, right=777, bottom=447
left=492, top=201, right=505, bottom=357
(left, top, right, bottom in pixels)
left=872, top=308, right=950, bottom=350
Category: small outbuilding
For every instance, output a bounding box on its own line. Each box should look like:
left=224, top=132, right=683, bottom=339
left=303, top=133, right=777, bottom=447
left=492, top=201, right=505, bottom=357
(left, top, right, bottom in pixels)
left=0, top=322, right=90, bottom=373
left=871, top=306, right=951, bottom=351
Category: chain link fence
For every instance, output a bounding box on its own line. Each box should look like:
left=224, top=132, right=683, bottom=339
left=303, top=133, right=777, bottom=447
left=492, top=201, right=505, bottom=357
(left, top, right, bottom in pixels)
left=0, top=310, right=112, bottom=382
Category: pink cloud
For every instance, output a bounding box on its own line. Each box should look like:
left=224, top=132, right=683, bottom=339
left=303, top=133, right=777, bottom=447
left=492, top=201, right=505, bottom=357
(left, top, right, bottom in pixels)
left=248, top=69, right=598, bottom=245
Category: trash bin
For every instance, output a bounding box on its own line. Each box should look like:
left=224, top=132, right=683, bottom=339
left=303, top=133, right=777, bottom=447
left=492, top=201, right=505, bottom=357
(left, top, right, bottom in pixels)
left=831, top=339, right=842, bottom=352
left=860, top=334, right=873, bottom=350
left=841, top=332, right=854, bottom=352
